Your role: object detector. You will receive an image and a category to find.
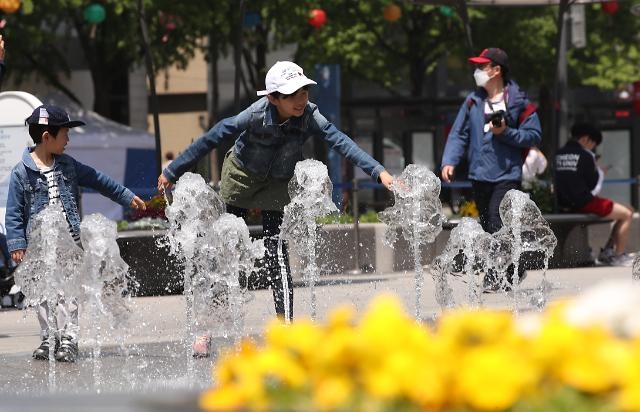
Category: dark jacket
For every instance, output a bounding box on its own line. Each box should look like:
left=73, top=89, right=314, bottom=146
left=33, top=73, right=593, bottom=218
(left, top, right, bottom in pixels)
left=554, top=140, right=599, bottom=210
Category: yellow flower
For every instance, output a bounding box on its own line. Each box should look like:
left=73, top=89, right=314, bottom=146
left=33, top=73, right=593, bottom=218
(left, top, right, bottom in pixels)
left=618, top=342, right=640, bottom=411
left=253, top=347, right=308, bottom=388
left=214, top=338, right=259, bottom=385
left=312, top=375, right=354, bottom=411
left=459, top=200, right=479, bottom=217
left=456, top=345, right=540, bottom=411
left=326, top=304, right=356, bottom=331
left=358, top=295, right=427, bottom=355
left=200, top=291, right=640, bottom=411
left=265, top=318, right=323, bottom=362
left=529, top=308, right=587, bottom=369
left=558, top=337, right=631, bottom=394
left=199, top=385, right=246, bottom=411
left=437, top=308, right=515, bottom=349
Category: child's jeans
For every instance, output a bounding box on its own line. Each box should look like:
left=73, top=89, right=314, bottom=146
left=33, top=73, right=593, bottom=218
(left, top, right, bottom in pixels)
left=37, top=295, right=79, bottom=342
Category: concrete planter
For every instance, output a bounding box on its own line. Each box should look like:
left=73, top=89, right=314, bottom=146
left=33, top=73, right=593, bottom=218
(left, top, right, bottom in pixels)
left=116, top=230, right=183, bottom=297
left=288, top=223, right=444, bottom=275
left=117, top=216, right=640, bottom=296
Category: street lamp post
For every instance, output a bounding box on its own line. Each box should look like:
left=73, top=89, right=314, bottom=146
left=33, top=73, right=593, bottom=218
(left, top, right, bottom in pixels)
left=137, top=0, right=162, bottom=177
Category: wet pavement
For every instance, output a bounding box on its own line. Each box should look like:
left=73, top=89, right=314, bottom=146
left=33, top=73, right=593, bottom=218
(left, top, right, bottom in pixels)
left=0, top=265, right=632, bottom=410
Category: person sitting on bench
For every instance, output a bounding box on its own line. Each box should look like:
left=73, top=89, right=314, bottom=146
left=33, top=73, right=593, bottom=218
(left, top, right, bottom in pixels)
left=555, top=122, right=634, bottom=266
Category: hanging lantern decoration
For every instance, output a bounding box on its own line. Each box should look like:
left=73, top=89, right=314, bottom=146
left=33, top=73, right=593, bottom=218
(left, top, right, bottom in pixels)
left=0, top=0, right=21, bottom=14
left=438, top=5, right=455, bottom=18
left=383, top=4, right=402, bottom=22
left=601, top=1, right=619, bottom=14
left=308, top=8, right=327, bottom=28
left=159, top=12, right=179, bottom=44
left=83, top=3, right=106, bottom=24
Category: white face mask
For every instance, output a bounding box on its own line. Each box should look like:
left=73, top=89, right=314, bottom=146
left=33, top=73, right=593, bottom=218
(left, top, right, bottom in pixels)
left=473, top=68, right=491, bottom=87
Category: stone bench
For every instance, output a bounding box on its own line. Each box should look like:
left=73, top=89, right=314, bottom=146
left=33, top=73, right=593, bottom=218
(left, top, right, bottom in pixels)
left=444, top=214, right=611, bottom=268
left=542, top=213, right=612, bottom=268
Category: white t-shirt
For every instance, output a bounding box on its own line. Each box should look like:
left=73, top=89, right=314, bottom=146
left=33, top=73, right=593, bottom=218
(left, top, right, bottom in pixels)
left=40, top=163, right=81, bottom=243
left=483, top=98, right=507, bottom=133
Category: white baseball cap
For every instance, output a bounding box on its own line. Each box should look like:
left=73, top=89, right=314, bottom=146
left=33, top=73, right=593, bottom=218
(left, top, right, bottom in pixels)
left=256, top=61, right=317, bottom=96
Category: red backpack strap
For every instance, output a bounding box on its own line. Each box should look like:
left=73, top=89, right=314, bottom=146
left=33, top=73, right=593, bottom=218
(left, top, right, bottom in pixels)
left=467, top=98, right=475, bottom=109
left=519, top=103, right=537, bottom=162
left=518, top=102, right=537, bottom=125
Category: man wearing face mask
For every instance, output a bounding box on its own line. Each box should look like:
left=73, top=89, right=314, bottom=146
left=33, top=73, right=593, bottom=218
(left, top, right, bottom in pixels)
left=441, top=47, right=542, bottom=291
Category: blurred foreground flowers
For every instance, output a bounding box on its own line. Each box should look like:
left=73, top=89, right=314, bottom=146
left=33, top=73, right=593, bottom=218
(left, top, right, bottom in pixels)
left=200, top=281, right=640, bottom=412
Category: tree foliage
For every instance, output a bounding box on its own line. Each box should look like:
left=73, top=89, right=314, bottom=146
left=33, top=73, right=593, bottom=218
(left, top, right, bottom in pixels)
left=458, top=3, right=640, bottom=91
left=2, top=0, right=227, bottom=119
left=2, top=1, right=639, bottom=122
left=261, top=1, right=467, bottom=97
left=568, top=3, right=640, bottom=90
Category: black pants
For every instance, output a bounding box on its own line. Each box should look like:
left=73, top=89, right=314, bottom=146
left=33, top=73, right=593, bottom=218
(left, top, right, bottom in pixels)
left=226, top=205, right=293, bottom=320
left=471, top=180, right=521, bottom=234
left=471, top=180, right=525, bottom=283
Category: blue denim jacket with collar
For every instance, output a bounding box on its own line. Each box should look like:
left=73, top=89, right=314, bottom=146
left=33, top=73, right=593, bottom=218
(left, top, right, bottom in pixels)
left=163, top=97, right=385, bottom=183
left=5, top=147, right=135, bottom=253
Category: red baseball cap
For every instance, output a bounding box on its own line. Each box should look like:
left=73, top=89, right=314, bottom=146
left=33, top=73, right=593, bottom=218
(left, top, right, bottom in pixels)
left=468, top=48, right=509, bottom=69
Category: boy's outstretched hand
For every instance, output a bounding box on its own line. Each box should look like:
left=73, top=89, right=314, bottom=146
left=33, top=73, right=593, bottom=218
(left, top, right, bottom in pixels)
left=379, top=170, right=394, bottom=190
left=157, top=173, right=174, bottom=194
left=130, top=196, right=146, bottom=210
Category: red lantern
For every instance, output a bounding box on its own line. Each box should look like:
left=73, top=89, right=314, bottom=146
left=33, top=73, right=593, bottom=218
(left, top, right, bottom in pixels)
left=308, top=8, right=327, bottom=28
left=383, top=4, right=402, bottom=22
left=602, top=1, right=619, bottom=14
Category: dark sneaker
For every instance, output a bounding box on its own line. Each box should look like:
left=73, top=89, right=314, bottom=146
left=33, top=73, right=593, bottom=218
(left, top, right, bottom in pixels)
left=483, top=272, right=511, bottom=293
left=598, top=247, right=615, bottom=264
left=33, top=338, right=59, bottom=360
left=55, top=338, right=78, bottom=362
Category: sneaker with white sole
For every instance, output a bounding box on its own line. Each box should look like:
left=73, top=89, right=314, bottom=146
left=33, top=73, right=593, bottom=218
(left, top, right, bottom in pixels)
left=192, top=335, right=212, bottom=358
left=608, top=253, right=634, bottom=267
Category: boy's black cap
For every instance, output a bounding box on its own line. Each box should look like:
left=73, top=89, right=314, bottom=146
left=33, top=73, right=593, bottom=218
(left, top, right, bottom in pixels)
left=468, top=48, right=509, bottom=70
left=25, top=104, right=86, bottom=128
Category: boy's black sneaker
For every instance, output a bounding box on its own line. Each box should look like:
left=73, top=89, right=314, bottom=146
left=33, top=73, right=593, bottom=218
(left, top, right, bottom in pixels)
left=55, top=338, right=78, bottom=363
left=32, top=338, right=59, bottom=360
left=482, top=271, right=512, bottom=293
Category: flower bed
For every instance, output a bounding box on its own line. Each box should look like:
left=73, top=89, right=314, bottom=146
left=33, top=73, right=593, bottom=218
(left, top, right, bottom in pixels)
left=200, top=283, right=640, bottom=412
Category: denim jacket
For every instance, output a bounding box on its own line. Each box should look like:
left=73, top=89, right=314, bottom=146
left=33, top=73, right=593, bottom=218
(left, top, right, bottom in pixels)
left=441, top=80, right=542, bottom=182
left=5, top=147, right=135, bottom=253
left=163, top=97, right=385, bottom=183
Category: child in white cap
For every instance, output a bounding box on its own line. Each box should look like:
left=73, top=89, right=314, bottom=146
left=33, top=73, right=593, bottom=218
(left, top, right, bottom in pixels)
left=158, top=61, right=394, bottom=357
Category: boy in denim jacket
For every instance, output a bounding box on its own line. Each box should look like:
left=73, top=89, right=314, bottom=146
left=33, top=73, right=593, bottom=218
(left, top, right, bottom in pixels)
left=5, top=104, right=146, bottom=362
left=158, top=61, right=394, bottom=357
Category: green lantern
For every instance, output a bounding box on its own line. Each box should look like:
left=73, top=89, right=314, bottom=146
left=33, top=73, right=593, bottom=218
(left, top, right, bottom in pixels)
left=84, top=3, right=106, bottom=24
left=438, top=5, right=455, bottom=18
